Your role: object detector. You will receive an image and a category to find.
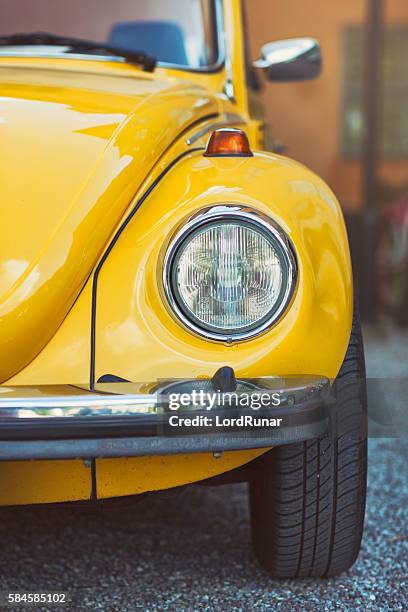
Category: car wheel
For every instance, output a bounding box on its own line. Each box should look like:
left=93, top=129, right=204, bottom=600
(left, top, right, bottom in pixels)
left=249, top=306, right=367, bottom=578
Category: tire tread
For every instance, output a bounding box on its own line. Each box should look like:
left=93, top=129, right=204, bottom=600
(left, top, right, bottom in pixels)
left=249, top=305, right=367, bottom=578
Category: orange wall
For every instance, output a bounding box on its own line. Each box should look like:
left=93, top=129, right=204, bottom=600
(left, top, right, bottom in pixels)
left=245, top=0, right=408, bottom=211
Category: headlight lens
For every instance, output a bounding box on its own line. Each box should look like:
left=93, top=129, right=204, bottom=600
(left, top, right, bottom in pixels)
left=164, top=207, right=297, bottom=341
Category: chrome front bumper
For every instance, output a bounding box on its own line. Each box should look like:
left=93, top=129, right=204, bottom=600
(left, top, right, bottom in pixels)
left=0, top=375, right=332, bottom=460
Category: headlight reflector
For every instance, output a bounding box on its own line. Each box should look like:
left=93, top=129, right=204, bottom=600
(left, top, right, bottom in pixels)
left=163, top=207, right=297, bottom=341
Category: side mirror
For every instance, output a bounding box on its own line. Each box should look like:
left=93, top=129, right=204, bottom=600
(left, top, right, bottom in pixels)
left=253, top=38, right=322, bottom=82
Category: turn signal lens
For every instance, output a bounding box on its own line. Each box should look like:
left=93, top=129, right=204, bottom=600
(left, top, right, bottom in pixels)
left=204, top=128, right=253, bottom=157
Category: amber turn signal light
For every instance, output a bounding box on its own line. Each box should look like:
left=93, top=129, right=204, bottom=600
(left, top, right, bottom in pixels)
left=204, top=128, right=253, bottom=157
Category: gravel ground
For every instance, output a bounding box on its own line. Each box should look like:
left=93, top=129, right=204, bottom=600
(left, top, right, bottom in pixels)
left=0, top=327, right=406, bottom=611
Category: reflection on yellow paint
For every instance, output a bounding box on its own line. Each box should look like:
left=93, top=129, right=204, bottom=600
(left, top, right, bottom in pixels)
left=0, top=63, right=218, bottom=382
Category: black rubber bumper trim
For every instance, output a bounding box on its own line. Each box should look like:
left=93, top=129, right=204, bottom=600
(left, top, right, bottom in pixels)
left=0, top=402, right=329, bottom=460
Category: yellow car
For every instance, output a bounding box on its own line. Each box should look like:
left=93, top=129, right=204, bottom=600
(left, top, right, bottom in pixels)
left=0, top=0, right=367, bottom=578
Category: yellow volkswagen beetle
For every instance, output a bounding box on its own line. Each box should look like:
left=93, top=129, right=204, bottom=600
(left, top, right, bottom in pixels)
left=0, top=0, right=367, bottom=578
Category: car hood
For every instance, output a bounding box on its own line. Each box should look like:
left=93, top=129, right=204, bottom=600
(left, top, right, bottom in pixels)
left=0, top=59, right=219, bottom=381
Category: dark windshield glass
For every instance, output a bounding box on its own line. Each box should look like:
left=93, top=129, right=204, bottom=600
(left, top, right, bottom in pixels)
left=0, top=0, right=220, bottom=68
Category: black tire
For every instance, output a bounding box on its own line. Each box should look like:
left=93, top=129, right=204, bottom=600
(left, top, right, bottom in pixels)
left=249, top=307, right=367, bottom=578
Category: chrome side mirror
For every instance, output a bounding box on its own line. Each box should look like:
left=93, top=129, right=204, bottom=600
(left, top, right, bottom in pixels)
left=254, top=38, right=322, bottom=82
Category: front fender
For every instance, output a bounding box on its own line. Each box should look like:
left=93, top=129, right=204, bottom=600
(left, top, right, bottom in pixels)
left=92, top=149, right=353, bottom=383
left=3, top=148, right=353, bottom=502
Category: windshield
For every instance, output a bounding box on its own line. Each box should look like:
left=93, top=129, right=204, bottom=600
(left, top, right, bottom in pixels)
left=0, top=0, right=220, bottom=69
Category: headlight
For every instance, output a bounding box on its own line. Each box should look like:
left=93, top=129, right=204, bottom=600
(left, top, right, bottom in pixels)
left=163, top=205, right=297, bottom=341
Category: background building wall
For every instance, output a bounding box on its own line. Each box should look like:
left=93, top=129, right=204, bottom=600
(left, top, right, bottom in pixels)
left=244, top=0, right=408, bottom=212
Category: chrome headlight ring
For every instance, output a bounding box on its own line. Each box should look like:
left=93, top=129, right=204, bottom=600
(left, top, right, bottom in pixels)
left=162, top=205, right=298, bottom=342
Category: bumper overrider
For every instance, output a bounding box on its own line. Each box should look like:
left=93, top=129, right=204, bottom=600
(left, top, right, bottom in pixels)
left=0, top=368, right=332, bottom=460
